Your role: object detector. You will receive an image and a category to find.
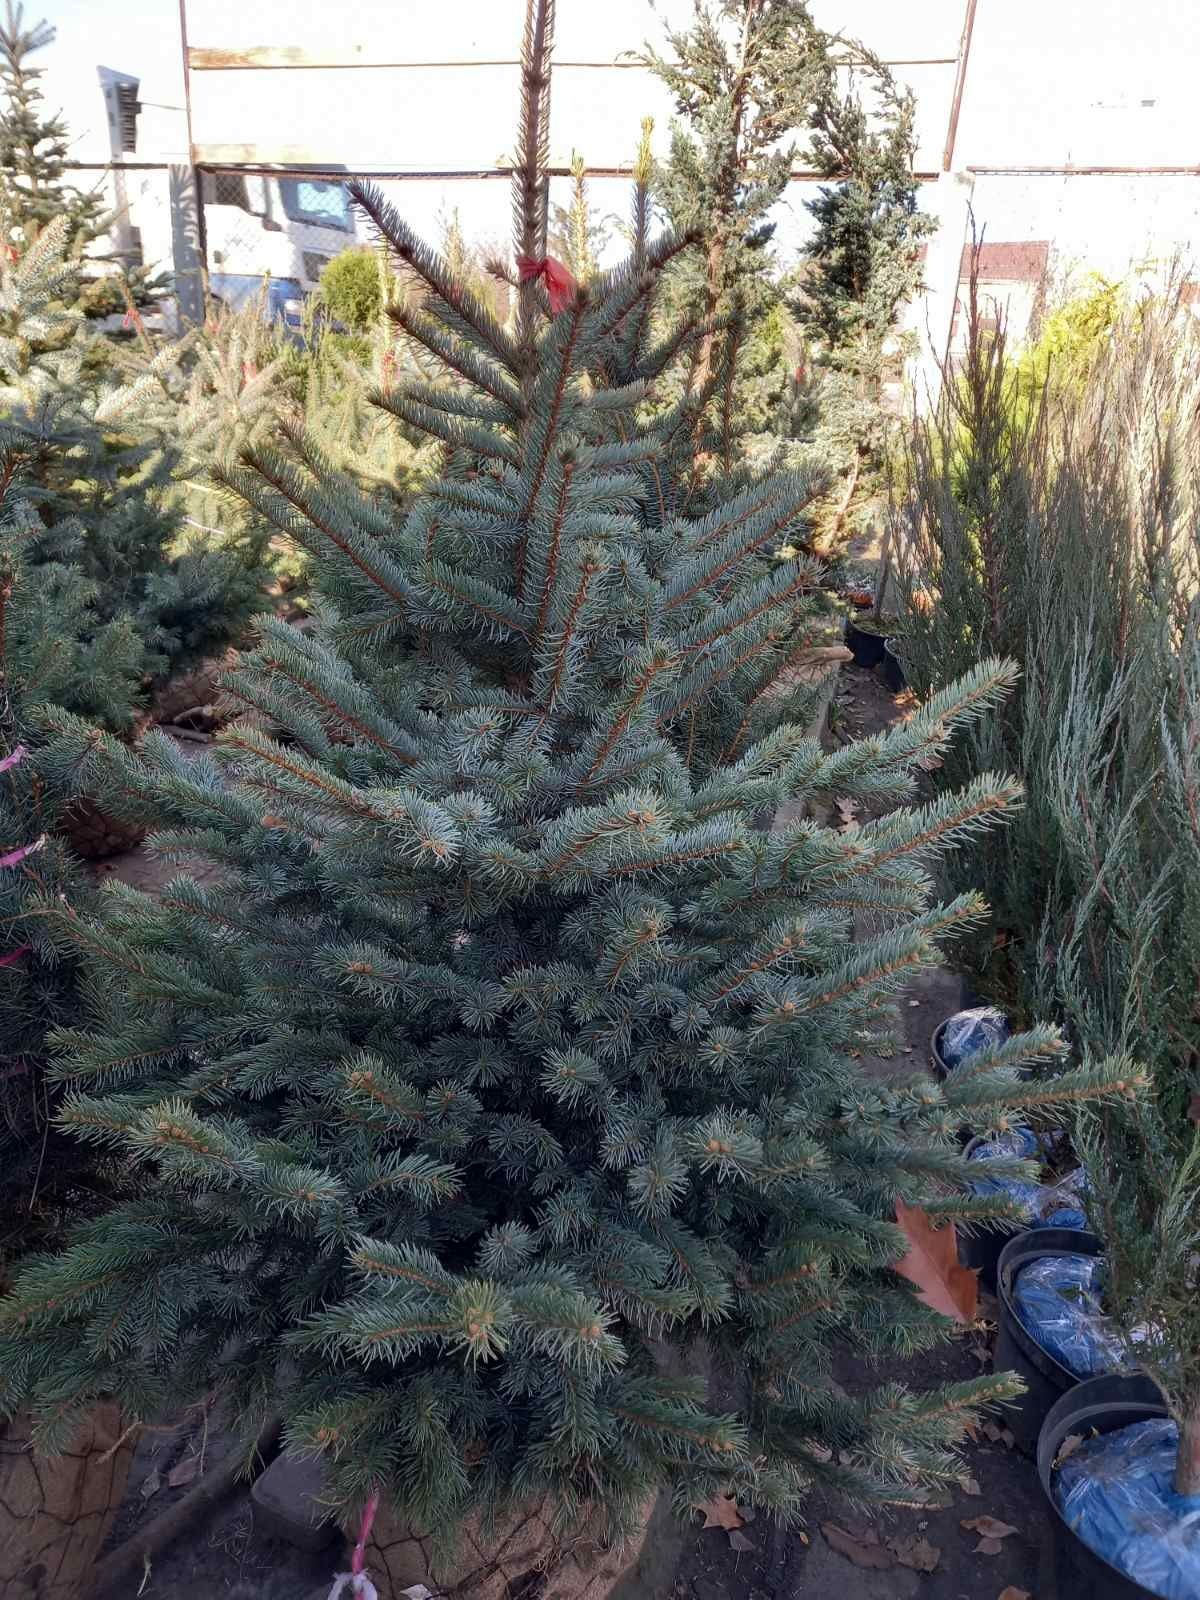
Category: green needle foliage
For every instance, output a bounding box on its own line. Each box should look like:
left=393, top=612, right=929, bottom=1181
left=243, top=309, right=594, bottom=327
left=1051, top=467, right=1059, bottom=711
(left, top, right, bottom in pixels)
left=0, top=0, right=1138, bottom=1550
left=0, top=0, right=98, bottom=240
left=0, top=215, right=273, bottom=694
left=894, top=274, right=1200, bottom=1492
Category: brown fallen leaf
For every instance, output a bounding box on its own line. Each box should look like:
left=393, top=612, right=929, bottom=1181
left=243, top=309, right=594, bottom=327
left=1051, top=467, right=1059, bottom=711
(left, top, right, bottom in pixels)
left=998, top=1590, right=1032, bottom=1600
left=167, top=1455, right=199, bottom=1488
left=792, top=645, right=854, bottom=685
left=728, top=1530, right=756, bottom=1553
left=981, top=1420, right=1016, bottom=1448
left=915, top=750, right=944, bottom=772
left=1054, top=1432, right=1085, bottom=1466
left=821, top=1522, right=894, bottom=1570
left=889, top=1535, right=941, bottom=1573
left=976, top=1537, right=1004, bottom=1555
left=962, top=1477, right=982, bottom=1497
left=140, top=1467, right=162, bottom=1499
left=696, top=1491, right=744, bottom=1531
left=892, top=1199, right=979, bottom=1323
left=834, top=795, right=860, bottom=831
left=962, top=1516, right=1019, bottom=1541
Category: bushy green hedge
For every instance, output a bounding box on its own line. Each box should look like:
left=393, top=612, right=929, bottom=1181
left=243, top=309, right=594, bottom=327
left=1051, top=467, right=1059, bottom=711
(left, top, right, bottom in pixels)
left=318, top=246, right=388, bottom=332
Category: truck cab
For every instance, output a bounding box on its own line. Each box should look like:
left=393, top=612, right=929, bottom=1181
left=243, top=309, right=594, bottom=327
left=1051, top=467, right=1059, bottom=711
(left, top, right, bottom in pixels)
left=199, top=170, right=356, bottom=327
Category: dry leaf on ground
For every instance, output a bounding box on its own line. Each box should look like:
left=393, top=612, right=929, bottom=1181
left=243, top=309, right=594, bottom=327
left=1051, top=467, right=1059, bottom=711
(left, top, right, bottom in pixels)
left=139, top=1467, right=161, bottom=1499
left=696, top=1491, right=744, bottom=1531
left=834, top=796, right=860, bottom=831
left=892, top=1199, right=979, bottom=1323
left=976, top=1537, right=1004, bottom=1555
left=728, top=1530, right=756, bottom=1553
left=821, top=1522, right=894, bottom=1570
left=889, top=1535, right=941, bottom=1572
left=962, top=1516, right=1019, bottom=1541
left=792, top=645, right=853, bottom=684
left=962, top=1477, right=982, bottom=1497
left=167, top=1455, right=199, bottom=1488
left=981, top=1420, right=1016, bottom=1448
left=998, top=1589, right=1032, bottom=1600
left=1054, top=1432, right=1084, bottom=1466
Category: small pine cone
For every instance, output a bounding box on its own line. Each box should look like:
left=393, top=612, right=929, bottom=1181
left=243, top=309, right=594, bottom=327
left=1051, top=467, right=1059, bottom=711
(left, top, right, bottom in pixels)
left=58, top=797, right=147, bottom=861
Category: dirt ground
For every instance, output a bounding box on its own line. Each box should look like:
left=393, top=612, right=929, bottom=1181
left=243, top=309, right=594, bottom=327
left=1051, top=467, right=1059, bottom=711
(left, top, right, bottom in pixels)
left=93, top=663, right=1051, bottom=1600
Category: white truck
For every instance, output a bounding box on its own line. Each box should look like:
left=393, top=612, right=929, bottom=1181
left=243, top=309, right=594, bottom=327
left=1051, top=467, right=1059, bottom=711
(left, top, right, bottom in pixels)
left=199, top=169, right=358, bottom=327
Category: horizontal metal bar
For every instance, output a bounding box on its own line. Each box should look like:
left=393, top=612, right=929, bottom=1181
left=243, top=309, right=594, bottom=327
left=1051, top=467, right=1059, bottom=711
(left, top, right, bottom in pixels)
left=967, top=163, right=1200, bottom=176
left=189, top=155, right=944, bottom=182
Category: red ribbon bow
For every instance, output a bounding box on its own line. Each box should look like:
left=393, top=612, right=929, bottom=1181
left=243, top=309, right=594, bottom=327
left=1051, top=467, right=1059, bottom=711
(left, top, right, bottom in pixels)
left=516, top=254, right=578, bottom=315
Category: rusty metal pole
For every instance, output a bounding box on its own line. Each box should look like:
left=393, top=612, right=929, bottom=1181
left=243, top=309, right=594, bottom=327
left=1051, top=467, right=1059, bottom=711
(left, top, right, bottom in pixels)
left=943, top=0, right=980, bottom=172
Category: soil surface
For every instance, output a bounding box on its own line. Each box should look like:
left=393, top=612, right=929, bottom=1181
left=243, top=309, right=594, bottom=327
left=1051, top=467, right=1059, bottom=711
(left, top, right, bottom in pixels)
left=92, top=664, right=1051, bottom=1600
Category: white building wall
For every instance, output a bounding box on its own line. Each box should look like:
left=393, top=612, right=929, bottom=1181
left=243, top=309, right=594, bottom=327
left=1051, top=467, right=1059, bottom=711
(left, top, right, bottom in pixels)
left=37, top=0, right=1200, bottom=342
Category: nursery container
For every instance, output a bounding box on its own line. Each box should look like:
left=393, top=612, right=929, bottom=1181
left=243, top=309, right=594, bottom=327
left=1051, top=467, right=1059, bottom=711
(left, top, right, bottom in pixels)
left=843, top=613, right=886, bottom=668
left=0, top=1403, right=134, bottom=1600
left=364, top=1490, right=674, bottom=1600
left=995, top=1227, right=1104, bottom=1453
left=1038, top=1374, right=1169, bottom=1600
left=880, top=637, right=907, bottom=693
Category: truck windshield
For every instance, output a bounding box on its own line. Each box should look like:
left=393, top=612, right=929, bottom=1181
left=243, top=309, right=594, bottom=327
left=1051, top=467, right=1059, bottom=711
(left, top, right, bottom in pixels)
left=278, top=179, right=352, bottom=231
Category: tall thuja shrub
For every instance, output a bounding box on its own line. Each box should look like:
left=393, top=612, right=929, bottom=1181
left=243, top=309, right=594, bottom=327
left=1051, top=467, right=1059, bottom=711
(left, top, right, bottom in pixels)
left=892, top=278, right=1183, bottom=1006
left=645, top=0, right=826, bottom=475
left=794, top=44, right=932, bottom=544
left=894, top=282, right=1200, bottom=1489
left=1042, top=304, right=1200, bottom=1494
left=0, top=0, right=1139, bottom=1544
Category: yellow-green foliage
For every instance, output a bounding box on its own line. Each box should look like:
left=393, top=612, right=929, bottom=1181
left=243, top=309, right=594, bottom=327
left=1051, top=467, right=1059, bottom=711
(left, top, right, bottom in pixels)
left=1017, top=275, right=1123, bottom=398
left=318, top=246, right=392, bottom=333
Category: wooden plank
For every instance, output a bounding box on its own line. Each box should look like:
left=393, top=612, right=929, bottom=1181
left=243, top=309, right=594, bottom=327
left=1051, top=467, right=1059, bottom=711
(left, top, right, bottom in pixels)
left=188, top=46, right=653, bottom=70
left=189, top=44, right=955, bottom=71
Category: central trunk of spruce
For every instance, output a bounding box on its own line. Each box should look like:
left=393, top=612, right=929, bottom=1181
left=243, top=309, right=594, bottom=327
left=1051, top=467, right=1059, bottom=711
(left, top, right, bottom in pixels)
left=1176, top=1410, right=1200, bottom=1497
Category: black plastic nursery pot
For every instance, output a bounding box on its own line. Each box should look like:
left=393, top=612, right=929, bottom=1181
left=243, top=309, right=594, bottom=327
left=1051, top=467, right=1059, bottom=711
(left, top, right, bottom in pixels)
left=880, top=637, right=906, bottom=693
left=843, top=613, right=886, bottom=668
left=995, top=1226, right=1103, bottom=1455
left=930, top=1019, right=950, bottom=1080
left=1038, top=1374, right=1168, bottom=1600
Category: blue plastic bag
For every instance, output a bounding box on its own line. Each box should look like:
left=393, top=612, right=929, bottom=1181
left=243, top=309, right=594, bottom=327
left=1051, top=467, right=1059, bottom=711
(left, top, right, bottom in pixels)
left=967, top=1131, right=1088, bottom=1229
left=1056, top=1418, right=1200, bottom=1598
left=940, top=1006, right=1010, bottom=1070
left=1013, top=1253, right=1132, bottom=1378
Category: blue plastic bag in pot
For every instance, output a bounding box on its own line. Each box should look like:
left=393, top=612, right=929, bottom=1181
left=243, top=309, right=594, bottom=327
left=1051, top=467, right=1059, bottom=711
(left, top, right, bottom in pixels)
left=1013, top=1253, right=1132, bottom=1379
left=1056, top=1418, right=1200, bottom=1599
left=941, top=1006, right=1010, bottom=1070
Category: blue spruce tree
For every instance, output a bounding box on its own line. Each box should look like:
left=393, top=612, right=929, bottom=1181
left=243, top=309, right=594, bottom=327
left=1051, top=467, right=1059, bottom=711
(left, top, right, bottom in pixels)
left=0, top=0, right=1140, bottom=1564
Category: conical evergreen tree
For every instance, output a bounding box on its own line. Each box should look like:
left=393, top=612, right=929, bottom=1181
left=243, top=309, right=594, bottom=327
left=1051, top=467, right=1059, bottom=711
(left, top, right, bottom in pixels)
left=0, top=0, right=99, bottom=240
left=0, top=212, right=271, bottom=691
left=1, top=0, right=1140, bottom=1550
